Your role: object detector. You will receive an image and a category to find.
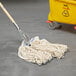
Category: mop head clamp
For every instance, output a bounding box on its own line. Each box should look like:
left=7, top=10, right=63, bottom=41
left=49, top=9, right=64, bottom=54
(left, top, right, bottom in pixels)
left=18, top=36, right=68, bottom=65
left=21, top=37, right=37, bottom=46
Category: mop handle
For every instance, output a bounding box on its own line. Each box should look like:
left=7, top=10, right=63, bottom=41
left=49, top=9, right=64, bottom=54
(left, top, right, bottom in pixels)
left=0, top=2, right=19, bottom=30
left=0, top=2, right=30, bottom=42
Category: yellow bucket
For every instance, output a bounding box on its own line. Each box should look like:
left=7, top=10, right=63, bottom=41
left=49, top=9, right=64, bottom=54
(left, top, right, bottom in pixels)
left=48, top=0, right=76, bottom=25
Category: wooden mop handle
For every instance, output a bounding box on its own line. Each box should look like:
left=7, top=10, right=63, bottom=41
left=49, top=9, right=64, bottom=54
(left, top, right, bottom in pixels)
left=0, top=2, right=16, bottom=24
left=0, top=2, right=29, bottom=41
left=0, top=2, right=20, bottom=30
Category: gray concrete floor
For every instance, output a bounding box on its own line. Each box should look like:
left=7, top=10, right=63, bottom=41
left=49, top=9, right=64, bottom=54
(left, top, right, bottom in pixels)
left=0, top=1, right=76, bottom=76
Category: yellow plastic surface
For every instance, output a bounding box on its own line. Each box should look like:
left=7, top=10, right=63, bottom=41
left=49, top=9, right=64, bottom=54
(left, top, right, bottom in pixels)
left=48, top=0, right=76, bottom=24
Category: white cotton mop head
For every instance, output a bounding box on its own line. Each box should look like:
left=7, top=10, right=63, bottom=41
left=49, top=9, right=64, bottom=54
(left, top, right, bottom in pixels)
left=18, top=36, right=68, bottom=65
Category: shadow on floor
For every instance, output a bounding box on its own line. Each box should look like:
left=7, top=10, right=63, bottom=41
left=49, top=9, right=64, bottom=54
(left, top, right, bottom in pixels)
left=57, top=23, right=76, bottom=34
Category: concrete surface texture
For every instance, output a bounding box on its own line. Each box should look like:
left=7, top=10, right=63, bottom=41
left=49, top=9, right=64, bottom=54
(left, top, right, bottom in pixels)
left=0, top=1, right=76, bottom=76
